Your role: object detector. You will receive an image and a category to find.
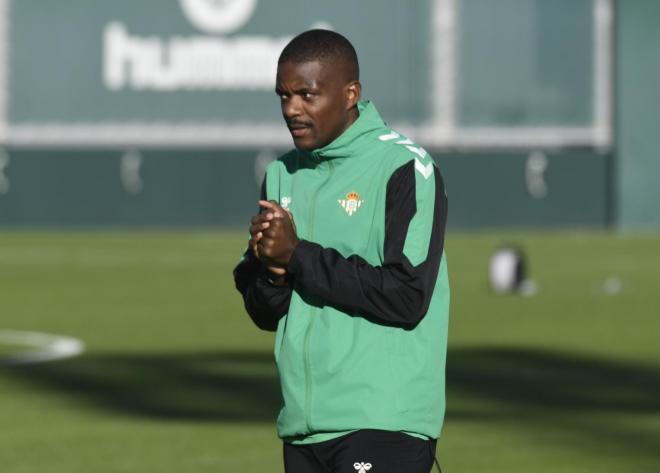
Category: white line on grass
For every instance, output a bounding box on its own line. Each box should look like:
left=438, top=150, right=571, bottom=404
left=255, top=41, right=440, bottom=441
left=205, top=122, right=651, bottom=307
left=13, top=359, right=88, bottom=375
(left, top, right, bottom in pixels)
left=0, top=247, right=216, bottom=268
left=0, top=330, right=85, bottom=365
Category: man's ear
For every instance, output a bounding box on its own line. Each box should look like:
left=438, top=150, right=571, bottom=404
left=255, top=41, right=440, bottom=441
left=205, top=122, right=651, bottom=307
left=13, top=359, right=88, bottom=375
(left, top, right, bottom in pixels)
left=345, top=80, right=362, bottom=109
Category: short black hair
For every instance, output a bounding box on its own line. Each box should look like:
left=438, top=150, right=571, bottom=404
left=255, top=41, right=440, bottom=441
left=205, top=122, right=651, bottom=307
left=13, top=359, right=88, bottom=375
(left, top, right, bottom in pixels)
left=278, top=29, right=359, bottom=82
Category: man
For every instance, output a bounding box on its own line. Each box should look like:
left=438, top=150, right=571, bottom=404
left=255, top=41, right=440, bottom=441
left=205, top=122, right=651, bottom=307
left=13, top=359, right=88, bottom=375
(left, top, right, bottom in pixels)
left=234, top=29, right=449, bottom=473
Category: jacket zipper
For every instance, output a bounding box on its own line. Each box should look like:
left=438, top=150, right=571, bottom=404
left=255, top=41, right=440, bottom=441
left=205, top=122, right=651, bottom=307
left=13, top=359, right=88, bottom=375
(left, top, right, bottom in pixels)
left=303, top=159, right=334, bottom=433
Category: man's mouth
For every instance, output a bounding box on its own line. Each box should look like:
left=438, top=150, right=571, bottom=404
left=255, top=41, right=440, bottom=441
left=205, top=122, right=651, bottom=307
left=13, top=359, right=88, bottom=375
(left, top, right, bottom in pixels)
left=287, top=122, right=313, bottom=138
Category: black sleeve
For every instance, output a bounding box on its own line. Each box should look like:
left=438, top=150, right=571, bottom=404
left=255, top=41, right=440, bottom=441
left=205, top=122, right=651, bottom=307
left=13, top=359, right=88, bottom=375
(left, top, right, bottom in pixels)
left=232, top=178, right=293, bottom=331
left=287, top=161, right=447, bottom=329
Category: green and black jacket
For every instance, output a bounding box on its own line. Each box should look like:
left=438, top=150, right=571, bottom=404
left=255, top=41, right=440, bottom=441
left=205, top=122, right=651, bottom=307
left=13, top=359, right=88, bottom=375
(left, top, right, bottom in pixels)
left=234, top=100, right=450, bottom=444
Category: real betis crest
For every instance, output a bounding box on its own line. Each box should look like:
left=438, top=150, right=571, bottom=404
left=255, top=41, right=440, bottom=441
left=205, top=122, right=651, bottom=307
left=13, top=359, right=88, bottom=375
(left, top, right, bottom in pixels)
left=338, top=191, right=364, bottom=216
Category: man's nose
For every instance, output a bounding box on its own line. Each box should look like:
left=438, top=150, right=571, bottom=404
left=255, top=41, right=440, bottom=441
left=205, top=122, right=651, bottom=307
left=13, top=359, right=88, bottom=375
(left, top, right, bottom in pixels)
left=282, top=96, right=302, bottom=119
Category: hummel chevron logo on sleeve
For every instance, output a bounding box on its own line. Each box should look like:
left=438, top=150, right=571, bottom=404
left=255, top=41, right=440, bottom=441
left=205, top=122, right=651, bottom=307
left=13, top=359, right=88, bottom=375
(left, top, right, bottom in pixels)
left=415, top=158, right=433, bottom=179
left=378, top=131, right=400, bottom=141
left=380, top=131, right=430, bottom=163
left=406, top=145, right=427, bottom=159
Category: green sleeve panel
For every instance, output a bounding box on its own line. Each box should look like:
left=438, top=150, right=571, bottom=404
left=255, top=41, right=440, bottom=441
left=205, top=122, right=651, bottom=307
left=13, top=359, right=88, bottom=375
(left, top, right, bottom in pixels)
left=403, top=161, right=438, bottom=267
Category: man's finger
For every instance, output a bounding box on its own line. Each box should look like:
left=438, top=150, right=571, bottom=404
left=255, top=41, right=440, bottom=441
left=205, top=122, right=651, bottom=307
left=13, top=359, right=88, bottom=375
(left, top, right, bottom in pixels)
left=251, top=212, right=273, bottom=225
left=259, top=200, right=283, bottom=218
left=250, top=222, right=269, bottom=235
left=267, top=266, right=287, bottom=276
left=258, top=199, right=278, bottom=209
left=284, top=209, right=297, bottom=232
left=251, top=213, right=265, bottom=224
left=249, top=238, right=260, bottom=258
left=263, top=226, right=277, bottom=238
left=256, top=241, right=268, bottom=259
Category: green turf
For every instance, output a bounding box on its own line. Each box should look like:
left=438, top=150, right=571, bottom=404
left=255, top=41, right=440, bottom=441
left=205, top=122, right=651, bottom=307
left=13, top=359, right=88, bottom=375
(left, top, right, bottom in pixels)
left=0, top=344, right=22, bottom=356
left=0, top=231, right=659, bottom=472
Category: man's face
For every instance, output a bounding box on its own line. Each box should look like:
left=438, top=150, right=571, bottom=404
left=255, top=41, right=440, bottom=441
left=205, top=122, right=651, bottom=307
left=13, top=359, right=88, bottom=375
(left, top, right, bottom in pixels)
left=275, top=60, right=357, bottom=151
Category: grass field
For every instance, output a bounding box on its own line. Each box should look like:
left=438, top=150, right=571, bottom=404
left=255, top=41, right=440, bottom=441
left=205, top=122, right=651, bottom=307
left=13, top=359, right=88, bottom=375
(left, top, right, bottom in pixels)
left=1, top=231, right=659, bottom=472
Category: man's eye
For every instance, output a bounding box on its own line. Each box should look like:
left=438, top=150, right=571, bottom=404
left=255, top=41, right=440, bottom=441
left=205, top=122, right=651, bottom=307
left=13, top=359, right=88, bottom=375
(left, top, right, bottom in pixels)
left=302, top=92, right=314, bottom=99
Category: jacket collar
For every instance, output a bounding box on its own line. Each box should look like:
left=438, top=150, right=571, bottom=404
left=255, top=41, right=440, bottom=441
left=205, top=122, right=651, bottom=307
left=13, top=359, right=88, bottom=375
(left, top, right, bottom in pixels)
left=301, top=100, right=386, bottom=162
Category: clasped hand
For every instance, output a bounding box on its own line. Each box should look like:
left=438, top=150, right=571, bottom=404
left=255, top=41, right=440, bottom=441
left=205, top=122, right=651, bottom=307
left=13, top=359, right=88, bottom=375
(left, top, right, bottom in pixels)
left=249, top=200, right=299, bottom=272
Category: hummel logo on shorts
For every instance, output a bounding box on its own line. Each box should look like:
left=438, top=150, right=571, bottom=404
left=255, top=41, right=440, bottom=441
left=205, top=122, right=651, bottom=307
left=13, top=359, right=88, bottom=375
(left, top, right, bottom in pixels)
left=353, top=461, right=372, bottom=472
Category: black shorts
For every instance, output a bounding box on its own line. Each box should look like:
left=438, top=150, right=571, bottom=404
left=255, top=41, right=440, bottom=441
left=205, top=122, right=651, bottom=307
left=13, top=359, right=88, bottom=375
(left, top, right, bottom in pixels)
left=283, top=429, right=438, bottom=473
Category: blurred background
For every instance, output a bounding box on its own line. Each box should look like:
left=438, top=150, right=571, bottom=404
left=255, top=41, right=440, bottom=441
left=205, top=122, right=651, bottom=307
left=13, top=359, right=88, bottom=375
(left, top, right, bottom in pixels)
left=0, top=0, right=659, bottom=472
